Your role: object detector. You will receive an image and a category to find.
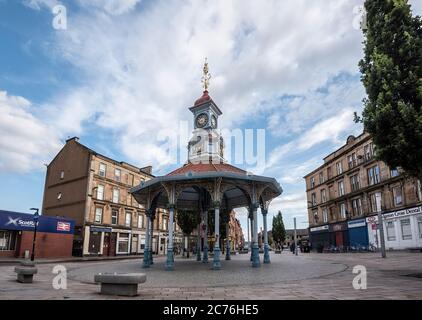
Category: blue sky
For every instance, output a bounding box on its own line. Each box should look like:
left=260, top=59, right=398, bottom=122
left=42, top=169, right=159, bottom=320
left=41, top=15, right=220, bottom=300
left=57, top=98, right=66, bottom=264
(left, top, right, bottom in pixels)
left=1, top=0, right=421, bottom=234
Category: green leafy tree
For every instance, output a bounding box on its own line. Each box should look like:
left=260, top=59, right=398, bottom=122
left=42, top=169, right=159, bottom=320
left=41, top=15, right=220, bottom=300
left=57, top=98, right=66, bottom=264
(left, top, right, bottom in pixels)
left=272, top=211, right=286, bottom=249
left=356, top=0, right=422, bottom=183
left=176, top=209, right=199, bottom=258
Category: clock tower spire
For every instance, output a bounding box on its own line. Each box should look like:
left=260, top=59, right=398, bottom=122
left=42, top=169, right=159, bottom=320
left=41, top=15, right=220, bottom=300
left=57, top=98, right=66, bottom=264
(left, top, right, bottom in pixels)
left=187, top=59, right=225, bottom=164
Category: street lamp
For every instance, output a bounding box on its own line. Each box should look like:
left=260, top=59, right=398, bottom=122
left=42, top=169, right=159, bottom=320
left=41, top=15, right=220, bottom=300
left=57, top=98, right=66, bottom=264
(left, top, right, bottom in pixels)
left=29, top=208, right=39, bottom=262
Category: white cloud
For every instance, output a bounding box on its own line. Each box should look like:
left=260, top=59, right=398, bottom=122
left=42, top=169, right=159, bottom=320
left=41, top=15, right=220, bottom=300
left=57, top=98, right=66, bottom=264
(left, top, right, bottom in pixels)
left=38, top=0, right=367, bottom=170
left=0, top=91, right=62, bottom=172
left=77, top=0, right=142, bottom=15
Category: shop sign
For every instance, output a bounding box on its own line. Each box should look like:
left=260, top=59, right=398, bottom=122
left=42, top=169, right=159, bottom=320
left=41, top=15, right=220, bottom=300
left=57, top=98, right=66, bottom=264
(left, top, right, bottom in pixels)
left=0, top=210, right=74, bottom=234
left=383, top=206, right=422, bottom=220
left=90, top=226, right=112, bottom=233
left=310, top=225, right=329, bottom=233
left=347, top=219, right=366, bottom=229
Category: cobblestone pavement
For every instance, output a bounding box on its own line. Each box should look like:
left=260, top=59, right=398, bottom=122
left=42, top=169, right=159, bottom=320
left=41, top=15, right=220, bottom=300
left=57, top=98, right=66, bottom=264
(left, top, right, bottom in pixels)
left=0, top=251, right=421, bottom=300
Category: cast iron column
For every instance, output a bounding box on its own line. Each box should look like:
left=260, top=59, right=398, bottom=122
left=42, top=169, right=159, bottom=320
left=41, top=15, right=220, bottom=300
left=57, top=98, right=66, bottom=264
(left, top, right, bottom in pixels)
left=225, top=222, right=231, bottom=260
left=262, top=208, right=270, bottom=263
left=252, top=203, right=260, bottom=267
left=213, top=203, right=221, bottom=270
left=202, top=210, right=209, bottom=263
left=196, top=221, right=201, bottom=261
left=142, top=210, right=151, bottom=268
left=165, top=204, right=175, bottom=270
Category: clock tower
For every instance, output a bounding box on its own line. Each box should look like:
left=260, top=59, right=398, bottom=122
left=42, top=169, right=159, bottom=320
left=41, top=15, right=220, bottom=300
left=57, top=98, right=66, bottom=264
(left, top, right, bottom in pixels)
left=188, top=59, right=225, bottom=164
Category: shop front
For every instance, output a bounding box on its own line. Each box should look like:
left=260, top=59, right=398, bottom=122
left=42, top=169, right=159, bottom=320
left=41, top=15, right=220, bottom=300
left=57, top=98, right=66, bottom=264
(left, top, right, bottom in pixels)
left=347, top=218, right=369, bottom=248
left=366, top=215, right=380, bottom=249
left=113, top=228, right=132, bottom=255
left=0, top=210, right=74, bottom=258
left=382, top=205, right=422, bottom=250
left=329, top=222, right=349, bottom=249
left=84, top=226, right=112, bottom=256
left=309, top=225, right=329, bottom=252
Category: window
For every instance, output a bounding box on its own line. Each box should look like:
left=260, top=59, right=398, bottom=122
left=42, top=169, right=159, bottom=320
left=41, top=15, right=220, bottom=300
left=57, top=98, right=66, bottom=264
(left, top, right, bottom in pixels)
left=111, top=209, right=118, bottom=225
left=370, top=192, right=382, bottom=213
left=400, top=219, right=412, bottom=240
left=392, top=186, right=403, bottom=206
left=367, top=165, right=380, bottom=186
left=57, top=192, right=62, bottom=200
left=348, top=153, right=357, bottom=169
left=319, top=172, right=324, bottom=184
left=338, top=181, right=345, bottom=196
left=417, top=180, right=422, bottom=201
left=99, top=163, right=106, bottom=177
left=113, top=188, right=119, bottom=204
left=138, top=214, right=144, bottom=228
left=364, top=143, right=374, bottom=160
left=339, top=203, right=346, bottom=219
left=386, top=221, right=396, bottom=241
left=313, top=210, right=319, bottom=223
left=352, top=198, right=363, bottom=216
left=310, top=177, right=315, bottom=188
left=321, top=189, right=327, bottom=203
left=125, top=211, right=132, bottom=227
left=390, top=168, right=399, bottom=178
left=162, top=217, right=168, bottom=230
left=350, top=174, right=360, bottom=192
left=327, top=166, right=332, bottom=179
left=115, top=168, right=121, bottom=182
left=97, top=185, right=104, bottom=200
left=417, top=216, right=422, bottom=239
left=0, top=230, right=16, bottom=251
left=336, top=162, right=343, bottom=175
left=311, top=193, right=317, bottom=206
left=129, top=174, right=134, bottom=186
left=117, top=233, right=129, bottom=253
left=60, top=170, right=64, bottom=179
left=95, top=207, right=103, bottom=223
left=322, top=208, right=328, bottom=223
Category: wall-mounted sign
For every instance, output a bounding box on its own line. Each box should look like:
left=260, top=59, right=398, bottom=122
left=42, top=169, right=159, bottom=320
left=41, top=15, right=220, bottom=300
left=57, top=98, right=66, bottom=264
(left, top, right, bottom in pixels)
left=310, top=225, right=329, bottom=233
left=383, top=206, right=422, bottom=220
left=348, top=219, right=366, bottom=229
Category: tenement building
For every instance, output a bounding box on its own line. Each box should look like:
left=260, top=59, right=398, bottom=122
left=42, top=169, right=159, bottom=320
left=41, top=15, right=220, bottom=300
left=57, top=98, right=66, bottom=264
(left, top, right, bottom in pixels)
left=42, top=137, right=183, bottom=256
left=304, top=132, right=422, bottom=251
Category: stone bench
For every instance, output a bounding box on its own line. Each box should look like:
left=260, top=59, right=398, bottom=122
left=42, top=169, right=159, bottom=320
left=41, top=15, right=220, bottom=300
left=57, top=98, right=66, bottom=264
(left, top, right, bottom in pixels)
left=94, top=273, right=147, bottom=297
left=14, top=263, right=38, bottom=283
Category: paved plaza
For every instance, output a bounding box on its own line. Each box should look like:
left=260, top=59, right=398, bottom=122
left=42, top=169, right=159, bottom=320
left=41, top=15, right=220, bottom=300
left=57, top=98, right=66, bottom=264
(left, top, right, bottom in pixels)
left=0, top=251, right=421, bottom=300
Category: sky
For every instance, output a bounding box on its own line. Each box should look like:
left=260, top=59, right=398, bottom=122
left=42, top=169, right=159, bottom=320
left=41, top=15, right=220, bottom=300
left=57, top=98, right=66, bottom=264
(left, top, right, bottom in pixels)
left=1, top=0, right=421, bottom=236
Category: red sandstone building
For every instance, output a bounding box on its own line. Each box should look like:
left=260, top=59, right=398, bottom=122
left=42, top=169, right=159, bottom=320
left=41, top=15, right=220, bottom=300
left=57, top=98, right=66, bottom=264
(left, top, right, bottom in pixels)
left=0, top=210, right=74, bottom=258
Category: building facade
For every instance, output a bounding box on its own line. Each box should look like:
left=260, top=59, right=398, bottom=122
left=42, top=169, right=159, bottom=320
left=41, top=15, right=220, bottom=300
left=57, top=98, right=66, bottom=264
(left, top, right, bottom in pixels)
left=304, top=132, right=422, bottom=251
left=42, top=137, right=183, bottom=256
left=0, top=210, right=74, bottom=258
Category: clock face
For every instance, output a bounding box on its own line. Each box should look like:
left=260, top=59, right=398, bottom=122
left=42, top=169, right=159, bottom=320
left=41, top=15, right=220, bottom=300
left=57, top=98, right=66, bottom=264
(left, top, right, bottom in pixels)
left=211, top=115, right=217, bottom=129
left=196, top=113, right=209, bottom=128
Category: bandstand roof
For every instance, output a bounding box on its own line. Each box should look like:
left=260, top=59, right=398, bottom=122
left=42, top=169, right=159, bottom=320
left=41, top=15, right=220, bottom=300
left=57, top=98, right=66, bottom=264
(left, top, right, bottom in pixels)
left=130, top=164, right=282, bottom=211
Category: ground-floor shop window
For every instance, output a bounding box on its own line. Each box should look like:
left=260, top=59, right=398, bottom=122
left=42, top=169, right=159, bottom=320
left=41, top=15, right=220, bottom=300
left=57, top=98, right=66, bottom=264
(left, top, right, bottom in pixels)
left=386, top=221, right=396, bottom=241
left=0, top=230, right=16, bottom=251
left=418, top=215, right=422, bottom=239
left=117, top=233, right=130, bottom=253
left=400, top=219, right=412, bottom=240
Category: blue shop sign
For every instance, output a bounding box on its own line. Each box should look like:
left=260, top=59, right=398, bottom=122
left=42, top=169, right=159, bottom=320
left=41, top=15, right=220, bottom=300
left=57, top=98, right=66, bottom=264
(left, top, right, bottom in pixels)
left=347, top=218, right=366, bottom=229
left=0, top=210, right=74, bottom=234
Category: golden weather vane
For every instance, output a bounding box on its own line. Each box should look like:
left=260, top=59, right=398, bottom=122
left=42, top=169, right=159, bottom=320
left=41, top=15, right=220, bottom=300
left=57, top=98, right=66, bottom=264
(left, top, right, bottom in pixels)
left=201, top=57, right=211, bottom=92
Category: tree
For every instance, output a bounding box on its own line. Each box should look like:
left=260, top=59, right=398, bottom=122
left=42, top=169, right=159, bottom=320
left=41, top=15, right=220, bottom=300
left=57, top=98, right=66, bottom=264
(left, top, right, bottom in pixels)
left=356, top=0, right=422, bottom=183
left=176, top=210, right=199, bottom=258
left=272, top=211, right=286, bottom=249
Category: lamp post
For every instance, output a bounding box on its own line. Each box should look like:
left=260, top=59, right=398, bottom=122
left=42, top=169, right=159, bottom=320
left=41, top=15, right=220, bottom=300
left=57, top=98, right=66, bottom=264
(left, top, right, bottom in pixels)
left=293, top=217, right=298, bottom=256
left=29, top=208, right=39, bottom=262
left=378, top=207, right=387, bottom=258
